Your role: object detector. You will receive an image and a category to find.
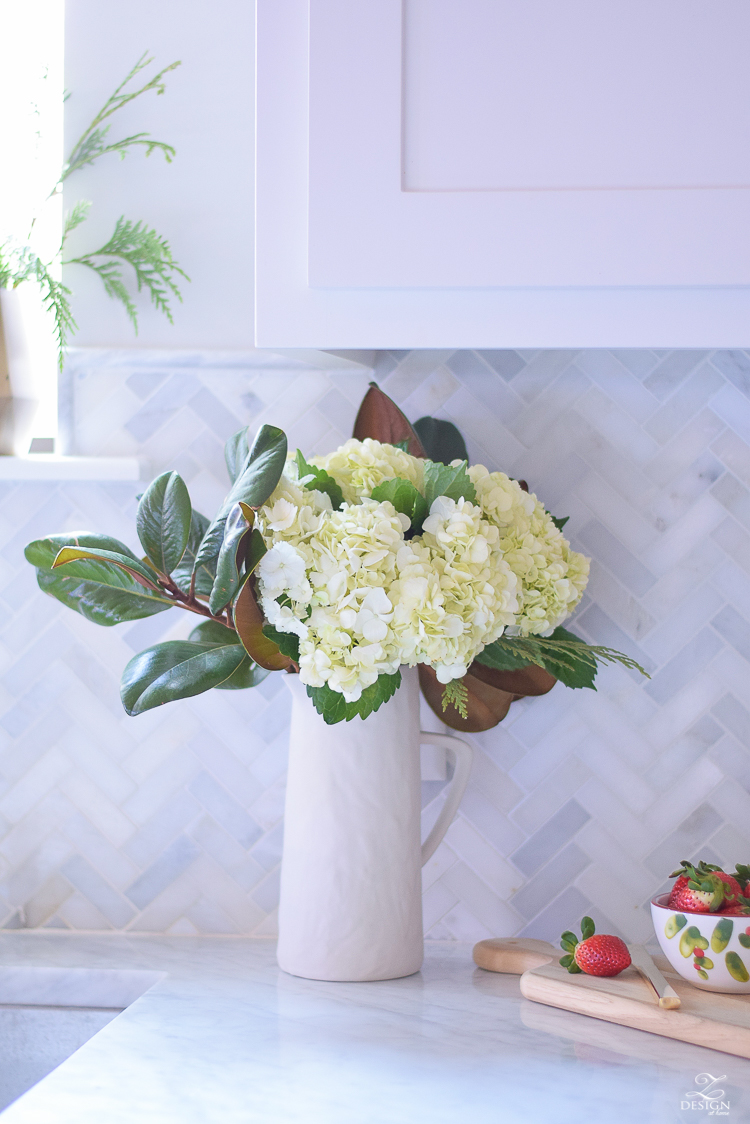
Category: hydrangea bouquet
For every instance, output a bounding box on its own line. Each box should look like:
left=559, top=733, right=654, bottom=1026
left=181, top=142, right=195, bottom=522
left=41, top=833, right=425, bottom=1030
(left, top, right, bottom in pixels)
left=24, top=385, right=645, bottom=729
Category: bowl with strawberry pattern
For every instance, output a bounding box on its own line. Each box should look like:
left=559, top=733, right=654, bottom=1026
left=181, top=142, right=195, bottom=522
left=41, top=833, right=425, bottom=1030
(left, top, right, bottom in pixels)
left=651, top=861, right=750, bottom=993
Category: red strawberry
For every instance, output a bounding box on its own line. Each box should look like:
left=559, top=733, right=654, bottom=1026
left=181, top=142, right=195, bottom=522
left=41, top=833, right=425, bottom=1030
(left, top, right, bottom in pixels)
left=560, top=917, right=631, bottom=978
left=668, top=861, right=745, bottom=913
left=717, top=902, right=750, bottom=916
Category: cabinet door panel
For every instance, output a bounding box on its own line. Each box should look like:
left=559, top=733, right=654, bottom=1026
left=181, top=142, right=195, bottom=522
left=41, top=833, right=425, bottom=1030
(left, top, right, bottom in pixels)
left=308, top=0, right=750, bottom=288
left=255, top=0, right=750, bottom=347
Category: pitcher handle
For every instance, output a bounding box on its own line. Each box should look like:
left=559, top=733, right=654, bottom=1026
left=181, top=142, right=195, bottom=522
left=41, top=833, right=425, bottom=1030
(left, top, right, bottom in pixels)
left=419, top=732, right=474, bottom=865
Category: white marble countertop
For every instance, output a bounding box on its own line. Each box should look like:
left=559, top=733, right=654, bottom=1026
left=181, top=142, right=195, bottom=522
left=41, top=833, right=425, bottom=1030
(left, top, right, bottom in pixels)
left=1, top=934, right=749, bottom=1123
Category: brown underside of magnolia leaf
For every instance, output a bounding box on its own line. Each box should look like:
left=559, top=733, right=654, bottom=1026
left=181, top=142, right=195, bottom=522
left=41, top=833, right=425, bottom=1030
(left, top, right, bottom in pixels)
left=233, top=578, right=293, bottom=671
left=418, top=664, right=516, bottom=733
left=468, top=660, right=556, bottom=698
left=353, top=383, right=427, bottom=459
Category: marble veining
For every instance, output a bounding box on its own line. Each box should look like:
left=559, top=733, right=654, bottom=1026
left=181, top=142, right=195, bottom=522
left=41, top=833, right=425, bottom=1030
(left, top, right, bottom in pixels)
left=0, top=934, right=749, bottom=1123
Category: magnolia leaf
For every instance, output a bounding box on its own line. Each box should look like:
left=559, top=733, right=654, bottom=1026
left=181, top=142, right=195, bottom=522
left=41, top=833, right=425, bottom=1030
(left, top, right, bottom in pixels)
left=208, top=504, right=267, bottom=615
left=188, top=619, right=270, bottom=691
left=195, top=424, right=287, bottom=571
left=26, top=531, right=172, bottom=624
left=224, top=427, right=250, bottom=484
left=170, top=509, right=213, bottom=598
left=370, top=477, right=428, bottom=531
left=52, top=546, right=163, bottom=591
left=25, top=532, right=141, bottom=572
left=261, top=624, right=300, bottom=663
left=188, top=620, right=242, bottom=645
left=121, top=640, right=247, bottom=715
left=35, top=567, right=172, bottom=625
left=418, top=664, right=514, bottom=733
left=413, top=417, right=468, bottom=465
left=136, top=471, right=192, bottom=576
left=469, top=659, right=556, bottom=698
left=423, top=460, right=477, bottom=509
left=233, top=575, right=292, bottom=670
left=306, top=670, right=401, bottom=725
left=353, top=383, right=426, bottom=458
left=295, top=450, right=344, bottom=509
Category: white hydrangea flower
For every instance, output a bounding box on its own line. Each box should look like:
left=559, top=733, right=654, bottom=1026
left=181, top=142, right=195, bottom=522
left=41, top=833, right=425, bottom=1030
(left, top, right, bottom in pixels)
left=253, top=440, right=590, bottom=701
left=311, top=438, right=424, bottom=503
left=469, top=464, right=589, bottom=636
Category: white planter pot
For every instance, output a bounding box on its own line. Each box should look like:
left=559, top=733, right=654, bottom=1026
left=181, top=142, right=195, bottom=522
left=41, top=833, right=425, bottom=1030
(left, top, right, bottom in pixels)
left=277, top=666, right=473, bottom=982
left=0, top=287, right=42, bottom=455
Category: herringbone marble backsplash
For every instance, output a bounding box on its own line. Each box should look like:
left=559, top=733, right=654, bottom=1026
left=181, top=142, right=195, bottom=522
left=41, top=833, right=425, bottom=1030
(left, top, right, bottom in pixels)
left=2, top=346, right=750, bottom=943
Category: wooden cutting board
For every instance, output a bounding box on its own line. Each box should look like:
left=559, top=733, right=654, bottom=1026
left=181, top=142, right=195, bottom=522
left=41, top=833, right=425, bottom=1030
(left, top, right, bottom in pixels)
left=474, top=937, right=750, bottom=1060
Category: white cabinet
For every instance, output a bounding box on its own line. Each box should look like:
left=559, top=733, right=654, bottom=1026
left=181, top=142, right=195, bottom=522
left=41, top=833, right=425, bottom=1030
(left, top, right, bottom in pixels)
left=255, top=0, right=750, bottom=348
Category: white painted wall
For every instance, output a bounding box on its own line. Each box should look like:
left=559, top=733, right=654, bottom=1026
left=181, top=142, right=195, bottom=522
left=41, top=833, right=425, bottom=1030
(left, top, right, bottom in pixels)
left=63, top=0, right=254, bottom=349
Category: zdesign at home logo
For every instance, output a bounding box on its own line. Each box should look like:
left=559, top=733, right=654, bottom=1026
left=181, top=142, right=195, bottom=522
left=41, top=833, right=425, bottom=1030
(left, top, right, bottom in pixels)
left=681, top=1073, right=730, bottom=1115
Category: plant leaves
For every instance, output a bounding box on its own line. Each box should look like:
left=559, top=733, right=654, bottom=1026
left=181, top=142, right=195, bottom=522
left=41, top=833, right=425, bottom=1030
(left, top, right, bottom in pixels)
left=305, top=670, right=402, bottom=724
left=35, top=568, right=172, bottom=625
left=26, top=532, right=172, bottom=624
left=136, top=471, right=192, bottom=575
left=25, top=532, right=141, bottom=572
left=188, top=620, right=242, bottom=645
left=295, top=449, right=344, bottom=509
left=551, top=514, right=569, bottom=532
left=233, top=575, right=293, bottom=670
left=370, top=477, right=428, bottom=531
left=468, top=659, right=556, bottom=698
left=418, top=664, right=514, bottom=732
left=423, top=460, right=477, bottom=509
left=52, top=546, right=163, bottom=591
left=194, top=424, right=287, bottom=571
left=121, top=640, right=248, bottom=715
left=261, top=624, right=301, bottom=663
left=413, top=416, right=468, bottom=465
left=353, top=383, right=426, bottom=457
left=224, top=427, right=250, bottom=484
left=208, top=504, right=267, bottom=615
left=188, top=619, right=270, bottom=691
left=474, top=627, right=649, bottom=691
left=580, top=916, right=596, bottom=940
left=170, top=508, right=214, bottom=598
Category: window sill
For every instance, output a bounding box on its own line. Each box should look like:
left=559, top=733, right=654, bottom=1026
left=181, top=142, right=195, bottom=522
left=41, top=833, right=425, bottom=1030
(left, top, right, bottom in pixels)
left=0, top=456, right=142, bottom=481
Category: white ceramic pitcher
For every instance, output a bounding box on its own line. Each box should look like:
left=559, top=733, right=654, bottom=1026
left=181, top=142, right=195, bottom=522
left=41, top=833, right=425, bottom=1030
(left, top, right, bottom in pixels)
left=277, top=665, right=473, bottom=982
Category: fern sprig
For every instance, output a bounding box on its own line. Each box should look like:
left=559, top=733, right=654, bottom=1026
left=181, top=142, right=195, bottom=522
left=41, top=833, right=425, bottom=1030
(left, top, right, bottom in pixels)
left=64, top=217, right=189, bottom=330
left=1, top=242, right=76, bottom=365
left=494, top=636, right=647, bottom=677
left=60, top=52, right=181, bottom=186
left=442, top=679, right=469, bottom=720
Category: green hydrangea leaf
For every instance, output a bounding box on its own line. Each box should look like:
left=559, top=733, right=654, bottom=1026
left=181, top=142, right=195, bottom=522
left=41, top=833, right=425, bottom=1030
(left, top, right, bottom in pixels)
left=261, top=624, right=300, bottom=663
left=295, top=449, right=344, bottom=510
left=306, top=670, right=402, bottom=724
left=370, top=477, right=428, bottom=531
left=423, top=460, right=476, bottom=509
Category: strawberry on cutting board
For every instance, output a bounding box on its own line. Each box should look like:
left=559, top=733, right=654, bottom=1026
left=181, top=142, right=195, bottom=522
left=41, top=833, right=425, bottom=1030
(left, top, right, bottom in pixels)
left=559, top=917, right=631, bottom=977
left=668, top=860, right=749, bottom=914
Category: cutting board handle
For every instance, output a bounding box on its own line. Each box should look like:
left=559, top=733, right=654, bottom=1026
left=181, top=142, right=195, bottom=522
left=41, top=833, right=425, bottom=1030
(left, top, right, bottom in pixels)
left=473, top=937, right=557, bottom=974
